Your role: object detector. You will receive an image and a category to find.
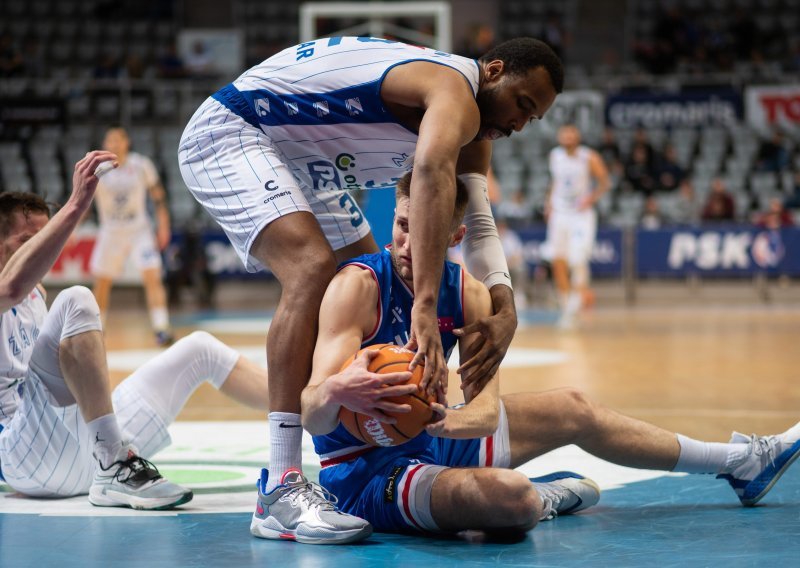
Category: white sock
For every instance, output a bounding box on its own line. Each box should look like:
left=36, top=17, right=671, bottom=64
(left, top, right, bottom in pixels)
left=88, top=413, right=124, bottom=468
left=674, top=434, right=748, bottom=474
left=266, top=412, right=303, bottom=492
left=565, top=291, right=582, bottom=315
left=150, top=307, right=170, bottom=331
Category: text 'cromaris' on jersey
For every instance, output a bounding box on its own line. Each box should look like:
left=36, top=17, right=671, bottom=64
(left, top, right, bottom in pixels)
left=549, top=145, right=594, bottom=214
left=212, top=37, right=480, bottom=193
left=312, top=248, right=465, bottom=468
left=94, top=153, right=160, bottom=227
left=0, top=288, right=46, bottom=427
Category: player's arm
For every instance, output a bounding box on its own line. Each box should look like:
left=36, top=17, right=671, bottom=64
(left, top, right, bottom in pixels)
left=451, top=141, right=517, bottom=392
left=382, top=63, right=481, bottom=396
left=426, top=271, right=499, bottom=439
left=0, top=151, right=117, bottom=312
left=147, top=181, right=171, bottom=250
left=582, top=150, right=611, bottom=209
left=301, top=267, right=417, bottom=436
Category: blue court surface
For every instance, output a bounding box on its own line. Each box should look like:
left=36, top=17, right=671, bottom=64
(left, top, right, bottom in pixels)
left=2, top=422, right=798, bottom=567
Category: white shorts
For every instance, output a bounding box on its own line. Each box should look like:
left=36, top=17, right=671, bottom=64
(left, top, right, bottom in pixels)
left=178, top=97, right=371, bottom=273
left=90, top=222, right=162, bottom=279
left=546, top=209, right=597, bottom=267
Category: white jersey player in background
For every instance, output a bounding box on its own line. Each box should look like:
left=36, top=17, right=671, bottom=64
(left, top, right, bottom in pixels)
left=545, top=124, right=610, bottom=329
left=179, top=36, right=563, bottom=543
left=0, top=153, right=270, bottom=509
left=91, top=126, right=173, bottom=346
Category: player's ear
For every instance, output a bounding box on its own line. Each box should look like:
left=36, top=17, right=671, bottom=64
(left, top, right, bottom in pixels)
left=485, top=59, right=504, bottom=82
left=449, top=225, right=467, bottom=247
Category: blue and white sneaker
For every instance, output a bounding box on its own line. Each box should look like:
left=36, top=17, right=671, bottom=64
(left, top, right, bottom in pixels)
left=717, top=421, right=800, bottom=506
left=250, top=468, right=372, bottom=544
left=530, top=471, right=601, bottom=521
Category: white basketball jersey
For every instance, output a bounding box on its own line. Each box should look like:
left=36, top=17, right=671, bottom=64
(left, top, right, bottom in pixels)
left=218, top=37, right=480, bottom=191
left=549, top=146, right=593, bottom=214
left=0, top=288, right=46, bottom=426
left=94, top=153, right=159, bottom=227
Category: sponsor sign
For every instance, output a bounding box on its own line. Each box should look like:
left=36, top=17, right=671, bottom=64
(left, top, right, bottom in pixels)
left=745, top=85, right=800, bottom=136
left=606, top=90, right=743, bottom=129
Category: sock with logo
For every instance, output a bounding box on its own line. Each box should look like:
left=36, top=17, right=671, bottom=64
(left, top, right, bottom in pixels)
left=88, top=413, right=124, bottom=468
left=673, top=434, right=748, bottom=474
left=266, top=412, right=304, bottom=492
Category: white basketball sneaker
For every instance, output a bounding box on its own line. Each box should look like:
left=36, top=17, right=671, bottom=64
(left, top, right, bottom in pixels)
left=89, top=445, right=193, bottom=510
left=531, top=471, right=601, bottom=521
left=717, top=421, right=800, bottom=506
left=250, top=468, right=372, bottom=544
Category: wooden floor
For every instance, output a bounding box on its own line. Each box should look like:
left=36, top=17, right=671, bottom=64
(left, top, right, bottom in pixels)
left=103, top=284, right=800, bottom=443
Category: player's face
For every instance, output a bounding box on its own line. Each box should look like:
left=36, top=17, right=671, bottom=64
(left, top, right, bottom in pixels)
left=103, top=129, right=130, bottom=157
left=558, top=126, right=580, bottom=149
left=0, top=211, right=48, bottom=268
left=390, top=197, right=414, bottom=284
left=475, top=65, right=557, bottom=141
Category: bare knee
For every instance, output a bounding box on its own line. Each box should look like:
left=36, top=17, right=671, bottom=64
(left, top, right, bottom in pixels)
left=560, top=387, right=598, bottom=435
left=490, top=470, right=540, bottom=531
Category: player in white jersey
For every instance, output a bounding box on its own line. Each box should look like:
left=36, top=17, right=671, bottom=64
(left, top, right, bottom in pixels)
left=91, top=126, right=173, bottom=346
left=179, top=36, right=563, bottom=542
left=0, top=170, right=270, bottom=508
left=545, top=124, right=610, bottom=329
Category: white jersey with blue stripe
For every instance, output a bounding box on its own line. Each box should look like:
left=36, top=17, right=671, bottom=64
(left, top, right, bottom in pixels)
left=0, top=288, right=46, bottom=427
left=312, top=248, right=464, bottom=470
left=212, top=37, right=480, bottom=192
left=549, top=145, right=593, bottom=214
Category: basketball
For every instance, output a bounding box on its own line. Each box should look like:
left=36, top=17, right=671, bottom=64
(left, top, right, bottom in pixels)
left=337, top=343, right=435, bottom=447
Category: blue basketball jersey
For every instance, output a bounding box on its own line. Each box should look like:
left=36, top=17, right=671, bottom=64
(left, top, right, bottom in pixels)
left=312, top=249, right=464, bottom=484
left=211, top=37, right=479, bottom=193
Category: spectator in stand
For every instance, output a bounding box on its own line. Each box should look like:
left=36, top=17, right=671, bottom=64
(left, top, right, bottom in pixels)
left=753, top=197, right=794, bottom=230
left=755, top=130, right=790, bottom=173
left=184, top=41, right=214, bottom=78
left=701, top=177, right=736, bottom=223
left=542, top=11, right=568, bottom=61
left=0, top=32, right=24, bottom=78
left=92, top=54, right=121, bottom=79
left=598, top=127, right=623, bottom=178
left=656, top=144, right=686, bottom=192
left=784, top=171, right=800, bottom=210
left=157, top=43, right=187, bottom=79
left=623, top=143, right=658, bottom=196
left=633, top=128, right=658, bottom=170
left=672, top=180, right=700, bottom=226
left=459, top=24, right=496, bottom=60
left=640, top=196, right=664, bottom=230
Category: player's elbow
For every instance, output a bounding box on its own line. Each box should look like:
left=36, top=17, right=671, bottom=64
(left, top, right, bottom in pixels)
left=0, top=280, right=28, bottom=308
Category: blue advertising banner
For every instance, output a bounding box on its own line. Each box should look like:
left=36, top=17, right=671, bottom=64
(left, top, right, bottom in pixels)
left=636, top=226, right=800, bottom=277
left=606, top=90, right=743, bottom=129
left=516, top=227, right=624, bottom=277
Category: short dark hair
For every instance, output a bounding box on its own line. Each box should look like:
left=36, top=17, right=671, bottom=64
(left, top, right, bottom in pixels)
left=0, top=192, right=51, bottom=237
left=479, top=37, right=564, bottom=93
left=395, top=171, right=469, bottom=230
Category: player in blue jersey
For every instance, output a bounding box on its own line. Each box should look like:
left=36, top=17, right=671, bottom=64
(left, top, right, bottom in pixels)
left=0, top=154, right=270, bottom=509
left=179, top=36, right=564, bottom=541
left=298, top=170, right=800, bottom=535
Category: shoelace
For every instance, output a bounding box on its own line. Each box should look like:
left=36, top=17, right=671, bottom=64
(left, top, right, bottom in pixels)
left=535, top=484, right=562, bottom=520
left=100, top=454, right=163, bottom=485
left=749, top=434, right=778, bottom=469
left=284, top=478, right=339, bottom=511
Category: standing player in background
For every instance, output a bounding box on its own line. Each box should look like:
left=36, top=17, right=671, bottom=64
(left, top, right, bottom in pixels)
left=179, top=36, right=563, bottom=542
left=300, top=170, right=800, bottom=536
left=91, top=126, right=173, bottom=346
left=545, top=124, right=610, bottom=329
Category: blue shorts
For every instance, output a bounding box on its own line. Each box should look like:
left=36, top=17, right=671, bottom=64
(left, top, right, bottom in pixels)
left=319, top=402, right=510, bottom=533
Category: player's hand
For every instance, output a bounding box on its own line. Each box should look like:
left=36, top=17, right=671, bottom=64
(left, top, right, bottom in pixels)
left=70, top=151, right=118, bottom=211
left=405, top=305, right=447, bottom=397
left=577, top=194, right=594, bottom=211
left=157, top=226, right=171, bottom=251
left=453, top=310, right=515, bottom=393
left=424, top=402, right=450, bottom=438
left=329, top=349, right=417, bottom=424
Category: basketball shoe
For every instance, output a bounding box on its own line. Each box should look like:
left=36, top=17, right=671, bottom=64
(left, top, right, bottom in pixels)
left=250, top=468, right=372, bottom=544
left=89, top=445, right=193, bottom=510
left=717, top=420, right=800, bottom=506
left=531, top=471, right=601, bottom=521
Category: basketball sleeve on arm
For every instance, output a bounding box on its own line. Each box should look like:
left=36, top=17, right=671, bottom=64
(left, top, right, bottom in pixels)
left=458, top=173, right=513, bottom=290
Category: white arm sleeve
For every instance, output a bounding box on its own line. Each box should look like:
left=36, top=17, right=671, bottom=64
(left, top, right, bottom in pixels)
left=458, top=173, right=513, bottom=290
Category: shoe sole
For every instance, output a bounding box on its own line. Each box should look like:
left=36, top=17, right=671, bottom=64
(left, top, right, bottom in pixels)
left=740, top=440, right=800, bottom=506
left=89, top=487, right=194, bottom=510
left=250, top=518, right=372, bottom=545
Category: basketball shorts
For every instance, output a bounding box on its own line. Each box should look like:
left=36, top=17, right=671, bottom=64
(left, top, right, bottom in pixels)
left=90, top=222, right=162, bottom=279
left=178, top=96, right=371, bottom=273
left=319, top=401, right=510, bottom=533
left=545, top=209, right=597, bottom=267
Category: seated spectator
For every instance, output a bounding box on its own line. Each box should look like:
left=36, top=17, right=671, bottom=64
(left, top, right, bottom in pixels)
left=185, top=41, right=214, bottom=78
left=93, top=54, right=121, bottom=79
left=753, top=197, right=794, bottom=229
left=701, top=177, right=736, bottom=222
left=656, top=144, right=686, bottom=191
left=640, top=196, right=664, bottom=230
left=672, top=180, right=700, bottom=226
left=0, top=32, right=24, bottom=78
left=157, top=43, right=187, bottom=79
left=598, top=127, right=623, bottom=177
left=755, top=130, right=790, bottom=173
left=623, top=144, right=658, bottom=195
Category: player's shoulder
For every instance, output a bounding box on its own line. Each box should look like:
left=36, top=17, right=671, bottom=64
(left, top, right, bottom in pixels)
left=461, top=270, right=491, bottom=318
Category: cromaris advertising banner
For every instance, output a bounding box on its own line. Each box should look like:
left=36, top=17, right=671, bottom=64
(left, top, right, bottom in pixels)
left=745, top=85, right=800, bottom=137
left=516, top=227, right=623, bottom=277
left=637, top=227, right=800, bottom=277
left=606, top=90, right=743, bottom=129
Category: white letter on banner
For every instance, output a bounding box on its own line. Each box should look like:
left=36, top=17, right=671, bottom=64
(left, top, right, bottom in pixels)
left=696, top=233, right=721, bottom=269
left=721, top=233, right=752, bottom=268
left=668, top=233, right=697, bottom=268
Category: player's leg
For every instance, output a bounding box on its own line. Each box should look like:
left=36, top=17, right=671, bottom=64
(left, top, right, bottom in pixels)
left=89, top=226, right=129, bottom=327
left=91, top=276, right=113, bottom=326
left=547, top=213, right=573, bottom=326
left=141, top=266, right=172, bottom=345
left=566, top=208, right=596, bottom=317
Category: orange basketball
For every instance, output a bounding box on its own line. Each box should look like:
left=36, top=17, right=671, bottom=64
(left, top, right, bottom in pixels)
left=337, top=343, right=435, bottom=447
